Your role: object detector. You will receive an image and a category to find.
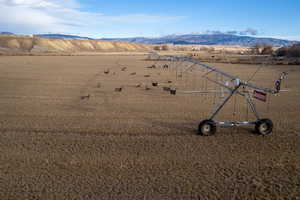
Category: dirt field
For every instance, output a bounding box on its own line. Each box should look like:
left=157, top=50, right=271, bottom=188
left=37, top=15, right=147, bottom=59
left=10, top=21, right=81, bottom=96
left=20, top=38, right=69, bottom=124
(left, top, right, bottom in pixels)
left=0, top=55, right=299, bottom=199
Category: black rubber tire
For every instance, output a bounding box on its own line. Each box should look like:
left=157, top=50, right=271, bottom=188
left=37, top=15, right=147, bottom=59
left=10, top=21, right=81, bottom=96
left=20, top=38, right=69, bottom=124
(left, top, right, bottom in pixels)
left=198, top=120, right=217, bottom=136
left=255, top=118, right=273, bottom=135
left=170, top=89, right=177, bottom=95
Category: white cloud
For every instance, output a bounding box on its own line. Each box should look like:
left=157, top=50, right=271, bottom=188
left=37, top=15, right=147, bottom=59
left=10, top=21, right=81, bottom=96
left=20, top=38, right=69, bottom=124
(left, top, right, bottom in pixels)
left=2, top=0, right=59, bottom=8
left=0, top=0, right=185, bottom=36
left=0, top=0, right=79, bottom=8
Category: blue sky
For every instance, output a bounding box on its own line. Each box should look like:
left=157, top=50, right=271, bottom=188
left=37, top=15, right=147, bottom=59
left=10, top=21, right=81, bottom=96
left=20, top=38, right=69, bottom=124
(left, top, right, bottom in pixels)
left=0, top=0, right=299, bottom=40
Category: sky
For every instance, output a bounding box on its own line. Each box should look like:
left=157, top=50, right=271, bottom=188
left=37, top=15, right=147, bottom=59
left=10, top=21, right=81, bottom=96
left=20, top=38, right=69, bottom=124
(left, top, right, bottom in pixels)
left=0, top=0, right=299, bottom=40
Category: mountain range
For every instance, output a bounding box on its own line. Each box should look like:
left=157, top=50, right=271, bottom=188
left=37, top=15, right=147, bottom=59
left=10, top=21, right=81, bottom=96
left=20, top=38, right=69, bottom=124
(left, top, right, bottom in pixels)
left=1, top=32, right=298, bottom=46
left=103, top=34, right=298, bottom=47
left=35, top=34, right=95, bottom=40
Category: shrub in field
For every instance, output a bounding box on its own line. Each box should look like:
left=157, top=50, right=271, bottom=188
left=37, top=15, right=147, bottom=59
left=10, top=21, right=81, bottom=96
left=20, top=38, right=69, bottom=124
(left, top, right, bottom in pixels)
left=251, top=43, right=274, bottom=55
left=161, top=45, right=169, bottom=51
left=261, top=45, right=274, bottom=55
left=153, top=46, right=161, bottom=51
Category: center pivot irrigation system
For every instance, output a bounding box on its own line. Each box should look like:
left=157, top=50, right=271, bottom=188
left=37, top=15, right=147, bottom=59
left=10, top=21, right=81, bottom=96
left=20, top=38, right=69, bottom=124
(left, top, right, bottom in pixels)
left=150, top=53, right=288, bottom=136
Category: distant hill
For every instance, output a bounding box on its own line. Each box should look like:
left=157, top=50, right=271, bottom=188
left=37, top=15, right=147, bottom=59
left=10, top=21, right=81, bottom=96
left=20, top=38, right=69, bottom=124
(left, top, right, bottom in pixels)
left=103, top=34, right=298, bottom=47
left=0, top=32, right=14, bottom=35
left=3, top=33, right=297, bottom=47
left=35, top=34, right=95, bottom=40
left=0, top=33, right=92, bottom=39
left=29, top=33, right=298, bottom=47
left=0, top=35, right=148, bottom=55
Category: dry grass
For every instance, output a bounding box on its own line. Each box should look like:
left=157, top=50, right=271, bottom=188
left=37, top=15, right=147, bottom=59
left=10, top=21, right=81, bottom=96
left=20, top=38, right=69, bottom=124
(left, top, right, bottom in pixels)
left=0, top=55, right=299, bottom=199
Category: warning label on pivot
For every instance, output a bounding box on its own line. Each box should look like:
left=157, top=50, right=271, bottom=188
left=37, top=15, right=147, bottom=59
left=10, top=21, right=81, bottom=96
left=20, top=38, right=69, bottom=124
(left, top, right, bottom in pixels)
left=253, top=90, right=267, bottom=102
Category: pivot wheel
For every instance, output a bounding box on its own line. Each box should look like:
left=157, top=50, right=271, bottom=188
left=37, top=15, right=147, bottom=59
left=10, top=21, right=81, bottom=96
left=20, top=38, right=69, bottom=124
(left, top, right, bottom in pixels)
left=198, top=120, right=216, bottom=136
left=255, top=118, right=273, bottom=135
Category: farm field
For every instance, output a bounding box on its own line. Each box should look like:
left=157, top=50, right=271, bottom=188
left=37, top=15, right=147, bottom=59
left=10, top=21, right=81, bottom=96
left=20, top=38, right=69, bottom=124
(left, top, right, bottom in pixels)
left=0, top=54, right=299, bottom=199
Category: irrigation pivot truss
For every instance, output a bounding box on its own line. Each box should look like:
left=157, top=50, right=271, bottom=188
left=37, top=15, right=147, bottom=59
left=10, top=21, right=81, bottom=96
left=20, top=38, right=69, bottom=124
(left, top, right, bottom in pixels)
left=150, top=52, right=288, bottom=136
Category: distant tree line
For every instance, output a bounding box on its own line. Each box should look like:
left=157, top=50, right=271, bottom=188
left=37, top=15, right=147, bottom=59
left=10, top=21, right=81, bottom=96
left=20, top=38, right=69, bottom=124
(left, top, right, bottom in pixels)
left=276, top=43, right=300, bottom=57
left=250, top=42, right=300, bottom=57
left=153, top=42, right=300, bottom=58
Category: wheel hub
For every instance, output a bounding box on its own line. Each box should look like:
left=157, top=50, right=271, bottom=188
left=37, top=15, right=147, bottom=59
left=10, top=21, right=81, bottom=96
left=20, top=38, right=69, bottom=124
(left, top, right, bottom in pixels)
left=202, top=124, right=211, bottom=134
left=259, top=123, right=269, bottom=133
